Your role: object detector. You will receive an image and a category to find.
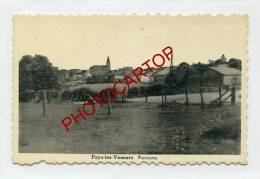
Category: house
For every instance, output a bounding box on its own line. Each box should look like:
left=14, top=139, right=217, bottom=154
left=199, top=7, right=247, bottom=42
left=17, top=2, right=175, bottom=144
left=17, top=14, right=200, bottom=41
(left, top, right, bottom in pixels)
left=209, top=65, right=241, bottom=88
left=114, top=75, right=124, bottom=81
left=69, top=69, right=81, bottom=77
left=59, top=69, right=70, bottom=80
left=112, top=67, right=133, bottom=81
left=82, top=70, right=92, bottom=81
left=117, top=67, right=133, bottom=75
left=66, top=81, right=78, bottom=86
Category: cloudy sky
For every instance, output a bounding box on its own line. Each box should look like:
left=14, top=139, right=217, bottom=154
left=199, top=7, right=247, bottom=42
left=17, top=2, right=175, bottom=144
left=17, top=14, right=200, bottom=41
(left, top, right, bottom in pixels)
left=14, top=15, right=247, bottom=70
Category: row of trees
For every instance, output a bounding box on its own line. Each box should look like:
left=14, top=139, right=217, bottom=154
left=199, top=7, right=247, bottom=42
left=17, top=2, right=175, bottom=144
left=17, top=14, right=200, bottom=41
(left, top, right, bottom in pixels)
left=208, top=54, right=241, bottom=70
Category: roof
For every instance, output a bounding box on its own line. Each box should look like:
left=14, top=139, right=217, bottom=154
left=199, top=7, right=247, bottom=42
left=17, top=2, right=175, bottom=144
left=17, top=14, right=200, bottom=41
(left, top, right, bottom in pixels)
left=70, top=69, right=81, bottom=71
left=114, top=75, right=124, bottom=79
left=209, top=66, right=241, bottom=76
left=89, top=65, right=107, bottom=71
left=157, top=68, right=170, bottom=75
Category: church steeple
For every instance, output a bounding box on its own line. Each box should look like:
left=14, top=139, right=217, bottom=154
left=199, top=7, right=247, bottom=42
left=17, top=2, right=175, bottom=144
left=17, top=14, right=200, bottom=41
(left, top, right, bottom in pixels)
left=106, top=56, right=111, bottom=71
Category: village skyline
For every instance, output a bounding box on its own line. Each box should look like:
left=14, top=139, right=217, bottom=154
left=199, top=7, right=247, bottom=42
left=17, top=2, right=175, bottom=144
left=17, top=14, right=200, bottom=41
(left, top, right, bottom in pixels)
left=18, top=53, right=244, bottom=71
left=19, top=53, right=241, bottom=71
left=19, top=53, right=241, bottom=86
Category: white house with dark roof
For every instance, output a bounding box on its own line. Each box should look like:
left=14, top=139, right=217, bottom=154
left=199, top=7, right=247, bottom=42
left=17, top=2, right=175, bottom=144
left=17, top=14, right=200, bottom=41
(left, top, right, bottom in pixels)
left=209, top=65, right=241, bottom=87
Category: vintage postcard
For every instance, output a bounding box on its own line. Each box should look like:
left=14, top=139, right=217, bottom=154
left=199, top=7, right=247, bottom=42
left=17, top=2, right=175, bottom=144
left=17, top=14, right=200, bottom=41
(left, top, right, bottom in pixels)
left=13, top=14, right=248, bottom=165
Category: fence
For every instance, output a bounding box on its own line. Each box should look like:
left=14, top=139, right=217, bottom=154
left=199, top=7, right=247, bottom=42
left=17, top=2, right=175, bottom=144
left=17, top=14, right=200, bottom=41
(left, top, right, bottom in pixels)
left=141, top=86, right=237, bottom=108
left=19, top=84, right=238, bottom=118
left=19, top=88, right=129, bottom=117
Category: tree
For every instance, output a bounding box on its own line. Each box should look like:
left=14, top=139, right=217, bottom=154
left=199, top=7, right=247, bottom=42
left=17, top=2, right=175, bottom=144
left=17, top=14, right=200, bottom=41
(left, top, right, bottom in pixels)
left=19, top=55, right=34, bottom=92
left=208, top=59, right=215, bottom=66
left=181, top=62, right=210, bottom=88
left=165, top=62, right=190, bottom=88
left=165, top=72, right=177, bottom=88
left=19, top=55, right=60, bottom=101
left=228, top=58, right=241, bottom=70
left=211, top=54, right=228, bottom=66
left=30, top=55, right=59, bottom=90
left=177, top=67, right=192, bottom=88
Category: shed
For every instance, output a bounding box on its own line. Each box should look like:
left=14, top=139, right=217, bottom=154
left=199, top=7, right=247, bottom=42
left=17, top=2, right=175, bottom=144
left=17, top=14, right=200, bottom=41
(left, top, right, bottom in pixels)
left=209, top=65, right=241, bottom=87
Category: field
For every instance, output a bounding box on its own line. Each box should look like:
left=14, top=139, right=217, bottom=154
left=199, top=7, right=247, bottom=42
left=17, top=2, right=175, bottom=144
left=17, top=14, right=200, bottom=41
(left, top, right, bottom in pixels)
left=67, top=82, right=149, bottom=92
left=19, top=92, right=241, bottom=154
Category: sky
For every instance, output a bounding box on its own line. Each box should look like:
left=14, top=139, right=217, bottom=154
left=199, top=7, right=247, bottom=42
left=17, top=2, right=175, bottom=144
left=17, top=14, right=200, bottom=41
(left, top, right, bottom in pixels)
left=14, top=15, right=248, bottom=70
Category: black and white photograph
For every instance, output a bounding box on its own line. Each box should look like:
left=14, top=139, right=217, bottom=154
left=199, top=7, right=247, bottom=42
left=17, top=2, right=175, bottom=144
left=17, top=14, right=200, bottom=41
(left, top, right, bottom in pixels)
left=13, top=15, right=247, bottom=164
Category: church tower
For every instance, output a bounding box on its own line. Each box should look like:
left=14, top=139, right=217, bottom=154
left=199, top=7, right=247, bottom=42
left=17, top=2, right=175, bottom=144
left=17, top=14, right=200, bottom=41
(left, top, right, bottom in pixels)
left=220, top=54, right=227, bottom=62
left=106, top=56, right=111, bottom=71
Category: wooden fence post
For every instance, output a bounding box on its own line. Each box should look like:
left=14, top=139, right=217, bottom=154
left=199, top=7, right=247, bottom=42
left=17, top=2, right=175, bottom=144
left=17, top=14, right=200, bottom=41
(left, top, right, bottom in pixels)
left=231, top=87, right=236, bottom=105
left=162, top=88, right=166, bottom=107
left=185, top=88, right=189, bottom=105
left=125, top=92, right=128, bottom=102
left=43, top=90, right=47, bottom=117
left=107, top=102, right=111, bottom=114
left=107, top=93, right=111, bottom=114
left=218, top=74, right=222, bottom=105
left=200, top=88, right=204, bottom=108
left=219, top=86, right=222, bottom=105
left=161, top=94, right=164, bottom=106
left=59, top=90, right=62, bottom=104
left=164, top=88, right=167, bottom=104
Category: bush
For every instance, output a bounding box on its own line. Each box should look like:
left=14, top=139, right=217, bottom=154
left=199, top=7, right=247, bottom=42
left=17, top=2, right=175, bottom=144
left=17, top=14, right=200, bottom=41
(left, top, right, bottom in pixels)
left=127, top=86, right=148, bottom=98
left=128, top=87, right=139, bottom=98
left=61, top=90, right=73, bottom=101
left=61, top=88, right=97, bottom=102
left=147, top=84, right=164, bottom=96
left=19, top=91, right=35, bottom=103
